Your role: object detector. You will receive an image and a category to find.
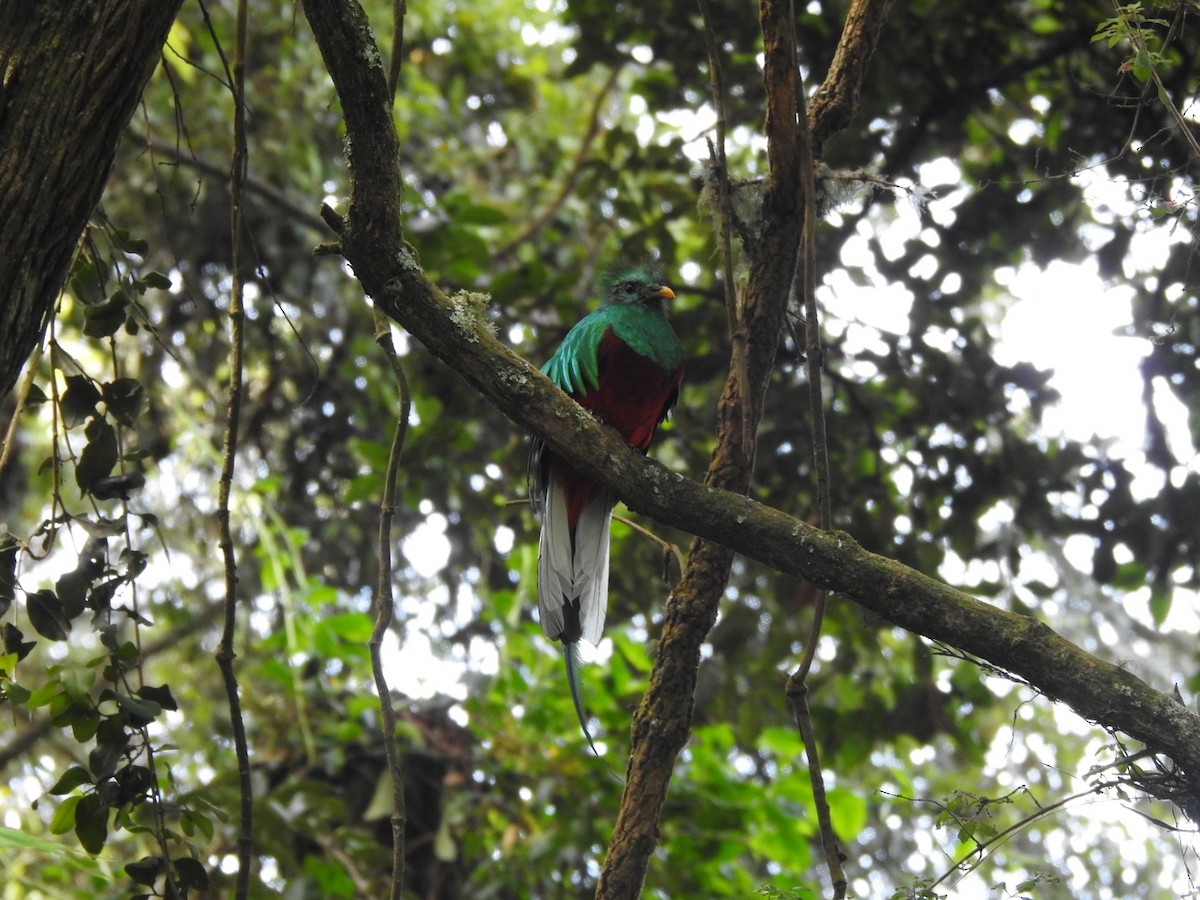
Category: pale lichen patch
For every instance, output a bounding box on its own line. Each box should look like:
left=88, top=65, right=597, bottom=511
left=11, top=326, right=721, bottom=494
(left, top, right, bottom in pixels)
left=448, top=290, right=495, bottom=341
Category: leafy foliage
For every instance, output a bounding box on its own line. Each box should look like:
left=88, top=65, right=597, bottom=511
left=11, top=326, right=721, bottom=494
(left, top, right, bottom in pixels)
left=1, top=0, right=1199, bottom=897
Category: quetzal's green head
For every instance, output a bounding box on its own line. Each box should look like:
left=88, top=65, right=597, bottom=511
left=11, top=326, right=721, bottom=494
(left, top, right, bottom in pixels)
left=598, top=265, right=676, bottom=310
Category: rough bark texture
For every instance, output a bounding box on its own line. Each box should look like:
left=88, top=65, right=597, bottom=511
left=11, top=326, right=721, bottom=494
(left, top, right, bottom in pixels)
left=0, top=0, right=183, bottom=399
left=808, top=0, right=897, bottom=154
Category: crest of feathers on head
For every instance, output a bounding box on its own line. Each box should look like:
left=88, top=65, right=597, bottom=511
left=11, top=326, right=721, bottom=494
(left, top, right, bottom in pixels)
left=597, top=261, right=669, bottom=306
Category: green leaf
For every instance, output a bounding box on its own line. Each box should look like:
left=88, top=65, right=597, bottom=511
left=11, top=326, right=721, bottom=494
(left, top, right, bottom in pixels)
left=50, top=795, right=81, bottom=835
left=260, top=657, right=293, bottom=688
left=173, top=856, right=210, bottom=890
left=0, top=649, right=19, bottom=677
left=137, top=684, right=178, bottom=711
left=117, top=764, right=156, bottom=803
left=1149, top=586, right=1172, bottom=627
left=5, top=681, right=31, bottom=704
left=181, top=808, right=215, bottom=842
left=69, top=264, right=106, bottom=306
left=345, top=472, right=385, bottom=502
left=350, top=438, right=393, bottom=470
left=610, top=629, right=652, bottom=672
left=48, top=765, right=94, bottom=795
left=112, top=228, right=149, bottom=255
left=87, top=576, right=122, bottom=614
left=70, top=708, right=101, bottom=743
left=434, top=817, right=458, bottom=862
left=1111, top=561, right=1148, bottom=590
left=138, top=270, right=172, bottom=290
left=89, top=471, right=146, bottom=501
left=321, top=612, right=374, bottom=643
left=1131, top=47, right=1152, bottom=82
left=56, top=569, right=93, bottom=620
left=59, top=665, right=94, bottom=702
left=447, top=199, right=509, bottom=225
left=76, top=417, right=118, bottom=493
left=60, top=375, right=101, bottom=428
left=89, top=716, right=128, bottom=779
left=302, top=855, right=355, bottom=898
left=0, top=535, right=17, bottom=618
left=24, top=382, right=49, bottom=407
left=28, top=678, right=63, bottom=708
left=121, top=549, right=148, bottom=582
left=83, top=292, right=129, bottom=338
left=758, top=726, right=804, bottom=758
left=827, top=787, right=869, bottom=840
left=102, top=378, right=148, bottom=427
left=27, top=590, right=71, bottom=640
left=74, top=794, right=110, bottom=854
left=125, top=856, right=165, bottom=886
left=1028, top=14, right=1061, bottom=35
left=114, top=692, right=163, bottom=727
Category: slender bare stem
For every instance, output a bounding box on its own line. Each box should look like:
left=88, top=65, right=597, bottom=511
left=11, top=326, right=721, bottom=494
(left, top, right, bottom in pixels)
left=212, top=0, right=255, bottom=893
left=370, top=307, right=412, bottom=899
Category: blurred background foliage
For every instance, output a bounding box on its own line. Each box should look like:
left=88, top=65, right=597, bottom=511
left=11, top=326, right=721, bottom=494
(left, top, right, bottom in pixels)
left=1, top=0, right=1199, bottom=896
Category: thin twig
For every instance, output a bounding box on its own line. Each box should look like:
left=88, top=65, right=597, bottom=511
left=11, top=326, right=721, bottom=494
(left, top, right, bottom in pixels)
left=1116, top=0, right=1200, bottom=160
left=789, top=65, right=829, bottom=690
left=784, top=44, right=846, bottom=900
left=212, top=0, right=255, bottom=894
left=697, top=0, right=753, bottom=464
left=375, top=7, right=411, bottom=895
left=920, top=785, right=1108, bottom=890
left=387, top=0, right=406, bottom=103
left=491, top=67, right=621, bottom=262
left=807, top=0, right=898, bottom=153
left=792, top=684, right=842, bottom=893
left=102, top=299, right=181, bottom=897
left=697, top=0, right=738, bottom=340
left=136, top=135, right=330, bottom=233
left=613, top=512, right=686, bottom=578
left=370, top=306, right=412, bottom=899
left=0, top=341, right=44, bottom=480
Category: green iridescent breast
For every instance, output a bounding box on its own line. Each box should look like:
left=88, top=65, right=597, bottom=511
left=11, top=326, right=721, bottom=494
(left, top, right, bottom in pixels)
left=542, top=304, right=681, bottom=396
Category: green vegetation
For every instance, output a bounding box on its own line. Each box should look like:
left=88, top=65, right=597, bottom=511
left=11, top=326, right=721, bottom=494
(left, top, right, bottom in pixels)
left=1, top=0, right=1197, bottom=897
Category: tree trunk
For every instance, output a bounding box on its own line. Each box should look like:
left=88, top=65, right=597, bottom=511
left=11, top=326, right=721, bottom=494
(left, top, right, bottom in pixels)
left=0, top=0, right=182, bottom=399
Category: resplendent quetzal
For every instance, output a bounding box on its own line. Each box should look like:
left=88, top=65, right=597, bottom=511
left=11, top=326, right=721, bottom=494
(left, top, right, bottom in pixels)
left=529, top=265, right=684, bottom=751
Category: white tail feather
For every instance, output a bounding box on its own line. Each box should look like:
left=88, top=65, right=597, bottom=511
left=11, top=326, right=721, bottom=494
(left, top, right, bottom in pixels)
left=535, top=471, right=622, bottom=775
left=537, top=478, right=573, bottom=640
left=535, top=477, right=614, bottom=645
left=570, top=489, right=614, bottom=644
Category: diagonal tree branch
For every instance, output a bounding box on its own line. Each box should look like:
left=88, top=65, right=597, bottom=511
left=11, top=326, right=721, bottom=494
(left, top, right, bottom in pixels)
left=300, top=0, right=1200, bottom=880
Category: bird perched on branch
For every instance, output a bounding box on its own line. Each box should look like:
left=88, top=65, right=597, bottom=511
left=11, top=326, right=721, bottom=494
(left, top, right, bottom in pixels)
left=529, top=265, right=684, bottom=753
